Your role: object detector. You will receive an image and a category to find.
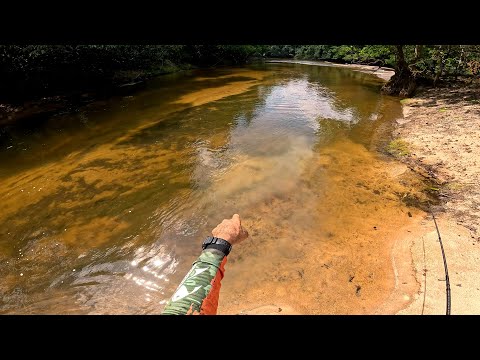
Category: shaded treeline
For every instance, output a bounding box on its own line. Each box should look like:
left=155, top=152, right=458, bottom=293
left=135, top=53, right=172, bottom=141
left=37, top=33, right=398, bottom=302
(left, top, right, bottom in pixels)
left=0, top=45, right=259, bottom=102
left=1, top=45, right=479, bottom=103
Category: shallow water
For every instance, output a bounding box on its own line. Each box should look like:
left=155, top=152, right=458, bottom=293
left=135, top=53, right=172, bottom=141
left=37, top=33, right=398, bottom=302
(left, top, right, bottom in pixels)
left=0, top=63, right=426, bottom=314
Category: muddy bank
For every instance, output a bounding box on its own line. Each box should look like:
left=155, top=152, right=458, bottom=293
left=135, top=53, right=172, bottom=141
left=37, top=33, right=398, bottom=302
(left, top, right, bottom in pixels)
left=386, top=85, right=480, bottom=314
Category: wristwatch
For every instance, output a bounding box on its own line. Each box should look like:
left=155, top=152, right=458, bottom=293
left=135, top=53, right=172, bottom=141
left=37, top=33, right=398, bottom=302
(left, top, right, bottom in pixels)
left=202, top=236, right=232, bottom=256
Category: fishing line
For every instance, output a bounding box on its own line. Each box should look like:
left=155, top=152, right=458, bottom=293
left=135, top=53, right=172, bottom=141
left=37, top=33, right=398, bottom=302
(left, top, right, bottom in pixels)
left=421, top=234, right=427, bottom=315
left=429, top=203, right=451, bottom=315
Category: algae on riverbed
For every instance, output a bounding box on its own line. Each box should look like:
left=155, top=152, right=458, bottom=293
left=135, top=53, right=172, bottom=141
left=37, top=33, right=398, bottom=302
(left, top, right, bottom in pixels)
left=387, top=138, right=411, bottom=157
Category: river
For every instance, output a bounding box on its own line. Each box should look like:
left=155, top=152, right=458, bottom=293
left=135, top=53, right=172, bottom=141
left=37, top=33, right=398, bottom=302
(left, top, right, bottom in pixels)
left=0, top=62, right=428, bottom=314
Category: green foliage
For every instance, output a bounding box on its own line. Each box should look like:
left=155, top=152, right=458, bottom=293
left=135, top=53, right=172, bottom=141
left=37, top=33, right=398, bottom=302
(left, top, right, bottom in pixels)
left=387, top=139, right=411, bottom=157
left=0, top=45, right=262, bottom=101
left=1, top=44, right=479, bottom=103
left=266, top=44, right=480, bottom=83
left=292, top=45, right=395, bottom=66
left=216, top=45, right=258, bottom=64
left=403, top=45, right=480, bottom=81
left=264, top=45, right=296, bottom=58
left=357, top=46, right=396, bottom=67
left=0, top=45, right=193, bottom=100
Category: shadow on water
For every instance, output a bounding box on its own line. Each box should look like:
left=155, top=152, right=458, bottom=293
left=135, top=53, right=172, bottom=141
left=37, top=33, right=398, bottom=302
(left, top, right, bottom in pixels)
left=0, top=63, right=430, bottom=314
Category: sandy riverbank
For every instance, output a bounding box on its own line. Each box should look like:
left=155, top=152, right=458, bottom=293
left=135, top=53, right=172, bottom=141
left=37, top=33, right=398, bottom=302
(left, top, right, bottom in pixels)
left=291, top=61, right=480, bottom=314
left=266, top=59, right=395, bottom=81
left=384, top=85, right=480, bottom=315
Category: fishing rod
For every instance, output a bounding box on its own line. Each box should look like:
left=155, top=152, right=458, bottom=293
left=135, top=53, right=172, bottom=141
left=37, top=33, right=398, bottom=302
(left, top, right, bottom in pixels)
left=429, top=203, right=451, bottom=315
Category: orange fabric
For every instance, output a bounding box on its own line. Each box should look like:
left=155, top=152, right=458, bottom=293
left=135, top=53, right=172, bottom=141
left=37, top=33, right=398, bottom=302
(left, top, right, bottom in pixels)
left=196, top=257, right=227, bottom=315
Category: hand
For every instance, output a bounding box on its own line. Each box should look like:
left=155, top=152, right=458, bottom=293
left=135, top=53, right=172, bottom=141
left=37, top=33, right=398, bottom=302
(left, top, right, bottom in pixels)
left=211, top=214, right=249, bottom=246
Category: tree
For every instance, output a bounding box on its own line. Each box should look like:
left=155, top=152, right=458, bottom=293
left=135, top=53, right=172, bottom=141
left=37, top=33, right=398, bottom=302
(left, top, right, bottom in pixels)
left=381, top=45, right=416, bottom=97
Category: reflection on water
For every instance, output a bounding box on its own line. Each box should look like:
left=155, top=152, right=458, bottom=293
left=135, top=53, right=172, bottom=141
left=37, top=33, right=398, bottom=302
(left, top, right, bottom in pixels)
left=0, top=64, right=426, bottom=314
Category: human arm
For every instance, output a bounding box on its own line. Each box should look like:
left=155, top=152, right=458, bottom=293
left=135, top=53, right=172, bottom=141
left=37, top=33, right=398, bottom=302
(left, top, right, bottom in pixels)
left=162, top=214, right=249, bottom=315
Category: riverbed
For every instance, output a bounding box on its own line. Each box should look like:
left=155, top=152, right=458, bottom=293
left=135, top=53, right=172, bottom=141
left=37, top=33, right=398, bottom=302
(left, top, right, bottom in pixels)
left=0, top=62, right=429, bottom=314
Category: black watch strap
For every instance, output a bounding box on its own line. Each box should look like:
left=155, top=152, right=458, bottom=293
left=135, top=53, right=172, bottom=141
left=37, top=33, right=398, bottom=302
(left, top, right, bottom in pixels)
left=202, top=236, right=232, bottom=256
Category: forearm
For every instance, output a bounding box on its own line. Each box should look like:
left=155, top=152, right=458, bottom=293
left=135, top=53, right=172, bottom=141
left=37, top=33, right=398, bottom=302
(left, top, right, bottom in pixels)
left=162, top=249, right=227, bottom=315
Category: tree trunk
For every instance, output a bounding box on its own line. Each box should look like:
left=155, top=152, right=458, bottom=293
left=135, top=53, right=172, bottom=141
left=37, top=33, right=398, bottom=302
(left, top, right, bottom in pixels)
left=381, top=45, right=416, bottom=97
left=411, top=45, right=423, bottom=73
left=414, top=45, right=423, bottom=61
left=454, top=45, right=465, bottom=80
left=434, top=45, right=445, bottom=87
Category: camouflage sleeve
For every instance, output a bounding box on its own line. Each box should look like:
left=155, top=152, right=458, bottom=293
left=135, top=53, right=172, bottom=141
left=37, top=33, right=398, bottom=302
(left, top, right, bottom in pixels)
left=162, top=249, right=227, bottom=315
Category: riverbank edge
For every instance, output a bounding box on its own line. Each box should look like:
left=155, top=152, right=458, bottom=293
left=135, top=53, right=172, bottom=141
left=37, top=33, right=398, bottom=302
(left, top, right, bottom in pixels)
left=265, top=59, right=395, bottom=81
left=386, top=86, right=480, bottom=315
left=0, top=63, right=195, bottom=127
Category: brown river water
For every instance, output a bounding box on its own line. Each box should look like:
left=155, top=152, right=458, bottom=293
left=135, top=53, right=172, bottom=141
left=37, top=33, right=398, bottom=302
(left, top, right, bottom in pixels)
left=0, top=63, right=429, bottom=314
